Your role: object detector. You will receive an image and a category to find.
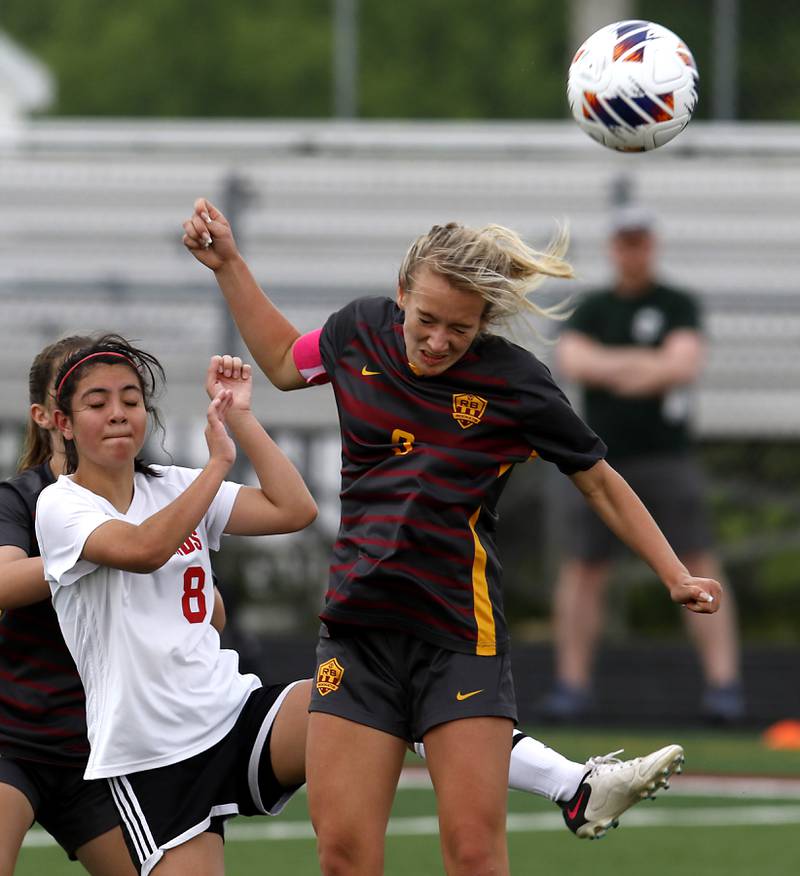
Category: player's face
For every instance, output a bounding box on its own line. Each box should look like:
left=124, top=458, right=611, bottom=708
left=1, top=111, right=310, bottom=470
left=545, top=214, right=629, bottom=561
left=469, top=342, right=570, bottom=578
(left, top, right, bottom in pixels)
left=60, top=364, right=148, bottom=470
left=397, top=267, right=486, bottom=377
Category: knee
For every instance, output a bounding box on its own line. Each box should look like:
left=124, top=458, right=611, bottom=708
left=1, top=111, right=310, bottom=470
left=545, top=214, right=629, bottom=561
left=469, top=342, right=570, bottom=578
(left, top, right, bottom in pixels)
left=442, top=824, right=505, bottom=876
left=316, top=833, right=381, bottom=876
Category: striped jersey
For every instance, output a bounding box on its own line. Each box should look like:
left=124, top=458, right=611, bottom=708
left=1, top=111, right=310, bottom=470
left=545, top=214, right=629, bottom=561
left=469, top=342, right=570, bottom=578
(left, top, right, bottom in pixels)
left=0, top=463, right=90, bottom=765
left=317, top=297, right=606, bottom=656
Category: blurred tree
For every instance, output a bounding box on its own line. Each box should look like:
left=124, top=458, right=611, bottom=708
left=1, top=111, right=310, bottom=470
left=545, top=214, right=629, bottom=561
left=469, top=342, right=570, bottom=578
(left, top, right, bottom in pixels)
left=360, top=0, right=568, bottom=118
left=1, top=0, right=332, bottom=116
left=2, top=1, right=799, bottom=119
left=1, top=0, right=567, bottom=118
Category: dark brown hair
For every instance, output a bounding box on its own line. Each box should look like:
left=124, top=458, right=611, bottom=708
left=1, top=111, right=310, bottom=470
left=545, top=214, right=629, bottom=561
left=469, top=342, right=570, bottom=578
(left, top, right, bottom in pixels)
left=53, top=334, right=166, bottom=476
left=17, top=335, right=95, bottom=473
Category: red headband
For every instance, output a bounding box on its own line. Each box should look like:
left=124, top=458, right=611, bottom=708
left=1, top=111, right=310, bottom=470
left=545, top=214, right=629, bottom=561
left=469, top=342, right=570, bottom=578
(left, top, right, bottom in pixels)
left=56, top=352, right=137, bottom=401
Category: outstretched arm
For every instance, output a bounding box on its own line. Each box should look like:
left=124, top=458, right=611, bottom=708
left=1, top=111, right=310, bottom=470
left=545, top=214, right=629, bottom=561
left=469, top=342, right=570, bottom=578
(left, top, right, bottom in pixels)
left=182, top=198, right=307, bottom=391
left=0, top=548, right=50, bottom=608
left=570, top=460, right=721, bottom=612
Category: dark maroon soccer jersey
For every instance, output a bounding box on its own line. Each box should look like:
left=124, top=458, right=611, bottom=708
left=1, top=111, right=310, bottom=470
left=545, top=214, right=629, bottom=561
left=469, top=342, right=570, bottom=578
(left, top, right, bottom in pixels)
left=318, top=297, right=606, bottom=656
left=0, top=463, right=90, bottom=765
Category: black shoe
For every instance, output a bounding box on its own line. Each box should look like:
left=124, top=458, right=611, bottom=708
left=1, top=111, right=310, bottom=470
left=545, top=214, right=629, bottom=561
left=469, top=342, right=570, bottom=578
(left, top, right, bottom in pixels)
left=538, top=681, right=592, bottom=722
left=702, top=683, right=745, bottom=724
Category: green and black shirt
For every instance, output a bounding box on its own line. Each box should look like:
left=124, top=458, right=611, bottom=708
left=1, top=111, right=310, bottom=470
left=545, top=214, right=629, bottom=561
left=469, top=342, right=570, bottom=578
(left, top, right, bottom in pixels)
left=565, top=283, right=701, bottom=462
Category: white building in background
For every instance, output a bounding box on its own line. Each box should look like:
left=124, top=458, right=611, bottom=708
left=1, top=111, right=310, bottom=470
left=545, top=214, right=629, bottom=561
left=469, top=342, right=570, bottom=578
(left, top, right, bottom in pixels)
left=0, top=30, right=54, bottom=137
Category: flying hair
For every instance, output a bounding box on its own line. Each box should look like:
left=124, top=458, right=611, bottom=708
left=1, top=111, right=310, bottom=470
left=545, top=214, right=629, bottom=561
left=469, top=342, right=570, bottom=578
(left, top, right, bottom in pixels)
left=397, top=222, right=574, bottom=327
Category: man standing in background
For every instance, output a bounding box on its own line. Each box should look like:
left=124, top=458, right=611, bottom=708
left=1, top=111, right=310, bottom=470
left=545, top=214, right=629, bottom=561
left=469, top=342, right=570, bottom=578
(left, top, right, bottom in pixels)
left=541, top=205, right=744, bottom=724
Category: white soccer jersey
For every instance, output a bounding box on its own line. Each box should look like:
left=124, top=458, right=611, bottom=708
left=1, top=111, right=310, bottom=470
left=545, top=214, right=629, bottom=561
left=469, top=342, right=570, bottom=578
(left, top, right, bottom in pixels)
left=35, top=465, right=261, bottom=780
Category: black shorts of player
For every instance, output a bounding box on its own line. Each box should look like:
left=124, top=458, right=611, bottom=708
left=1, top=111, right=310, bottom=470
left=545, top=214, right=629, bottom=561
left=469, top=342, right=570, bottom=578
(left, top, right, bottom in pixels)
left=309, top=625, right=517, bottom=742
left=559, top=452, right=715, bottom=562
left=109, top=681, right=304, bottom=876
left=0, top=754, right=120, bottom=860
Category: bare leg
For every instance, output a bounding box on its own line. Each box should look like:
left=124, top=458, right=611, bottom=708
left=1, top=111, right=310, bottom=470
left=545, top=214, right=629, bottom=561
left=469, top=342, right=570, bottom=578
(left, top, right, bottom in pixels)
left=76, top=826, right=137, bottom=876
left=306, top=713, right=406, bottom=876
left=680, top=551, right=740, bottom=687
left=424, top=717, right=513, bottom=876
left=0, top=783, right=33, bottom=876
left=552, top=558, right=612, bottom=688
left=151, top=832, right=224, bottom=876
left=269, top=679, right=313, bottom=787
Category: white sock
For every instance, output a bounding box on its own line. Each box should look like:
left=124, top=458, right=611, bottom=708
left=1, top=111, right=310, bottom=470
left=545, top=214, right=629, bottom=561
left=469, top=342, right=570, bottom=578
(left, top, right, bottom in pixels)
left=508, top=730, right=586, bottom=802
left=413, top=730, right=586, bottom=803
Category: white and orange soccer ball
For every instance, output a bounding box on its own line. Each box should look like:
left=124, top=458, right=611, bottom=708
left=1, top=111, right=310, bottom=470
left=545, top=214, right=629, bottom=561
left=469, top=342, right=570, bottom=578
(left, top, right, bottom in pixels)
left=567, top=20, right=699, bottom=152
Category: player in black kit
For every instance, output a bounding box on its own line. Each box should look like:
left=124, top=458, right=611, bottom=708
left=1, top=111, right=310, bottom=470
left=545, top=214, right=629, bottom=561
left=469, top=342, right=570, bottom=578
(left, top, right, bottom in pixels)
left=0, top=337, right=139, bottom=875
left=184, top=199, right=721, bottom=874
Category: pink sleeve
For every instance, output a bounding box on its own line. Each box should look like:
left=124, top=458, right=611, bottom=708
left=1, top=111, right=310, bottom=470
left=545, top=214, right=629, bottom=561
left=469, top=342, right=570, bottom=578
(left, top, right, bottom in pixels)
left=292, top=328, right=330, bottom=385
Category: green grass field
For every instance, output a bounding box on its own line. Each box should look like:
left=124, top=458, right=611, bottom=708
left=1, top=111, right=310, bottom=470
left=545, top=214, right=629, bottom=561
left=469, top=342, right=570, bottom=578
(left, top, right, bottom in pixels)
left=17, top=727, right=800, bottom=875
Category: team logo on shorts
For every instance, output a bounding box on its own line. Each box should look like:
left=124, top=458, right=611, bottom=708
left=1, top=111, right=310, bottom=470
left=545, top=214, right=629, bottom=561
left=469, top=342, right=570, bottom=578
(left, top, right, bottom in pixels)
left=452, top=393, right=488, bottom=429
left=316, top=657, right=345, bottom=696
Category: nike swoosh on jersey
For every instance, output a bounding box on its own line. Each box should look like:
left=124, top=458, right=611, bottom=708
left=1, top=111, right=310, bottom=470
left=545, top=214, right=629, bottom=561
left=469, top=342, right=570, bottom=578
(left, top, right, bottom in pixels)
left=361, top=365, right=381, bottom=376
left=456, top=689, right=485, bottom=701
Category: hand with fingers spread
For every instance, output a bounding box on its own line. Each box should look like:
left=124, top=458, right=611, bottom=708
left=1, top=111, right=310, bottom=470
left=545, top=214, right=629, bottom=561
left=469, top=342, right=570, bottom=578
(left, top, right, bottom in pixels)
left=182, top=198, right=239, bottom=271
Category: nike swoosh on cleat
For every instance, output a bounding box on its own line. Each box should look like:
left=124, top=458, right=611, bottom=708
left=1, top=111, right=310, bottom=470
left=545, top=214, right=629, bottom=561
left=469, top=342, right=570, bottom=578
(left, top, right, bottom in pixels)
left=456, top=689, right=484, bottom=701
left=361, top=365, right=381, bottom=376
left=565, top=788, right=587, bottom=822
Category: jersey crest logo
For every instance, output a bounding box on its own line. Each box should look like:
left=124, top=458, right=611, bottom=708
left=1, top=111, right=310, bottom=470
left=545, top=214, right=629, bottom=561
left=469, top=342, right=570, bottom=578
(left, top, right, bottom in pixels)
left=452, top=393, right=488, bottom=429
left=316, top=657, right=345, bottom=696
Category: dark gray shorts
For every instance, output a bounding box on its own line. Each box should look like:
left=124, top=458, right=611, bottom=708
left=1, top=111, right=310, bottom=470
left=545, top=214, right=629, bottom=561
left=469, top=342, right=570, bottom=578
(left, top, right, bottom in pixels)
left=309, top=626, right=517, bottom=742
left=559, top=453, right=715, bottom=562
left=0, top=755, right=119, bottom=860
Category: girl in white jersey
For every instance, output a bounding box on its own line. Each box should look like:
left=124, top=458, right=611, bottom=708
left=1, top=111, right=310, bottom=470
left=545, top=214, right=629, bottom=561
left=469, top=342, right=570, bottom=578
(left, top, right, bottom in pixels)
left=35, top=336, right=317, bottom=876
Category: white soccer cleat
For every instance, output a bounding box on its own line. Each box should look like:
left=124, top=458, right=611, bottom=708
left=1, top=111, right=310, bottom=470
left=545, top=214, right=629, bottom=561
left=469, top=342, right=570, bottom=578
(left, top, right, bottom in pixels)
left=560, top=744, right=685, bottom=839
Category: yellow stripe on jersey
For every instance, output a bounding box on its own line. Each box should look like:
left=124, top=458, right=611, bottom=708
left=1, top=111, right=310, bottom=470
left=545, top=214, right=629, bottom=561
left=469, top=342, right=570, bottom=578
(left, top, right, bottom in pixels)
left=468, top=507, right=495, bottom=656
left=468, top=463, right=512, bottom=656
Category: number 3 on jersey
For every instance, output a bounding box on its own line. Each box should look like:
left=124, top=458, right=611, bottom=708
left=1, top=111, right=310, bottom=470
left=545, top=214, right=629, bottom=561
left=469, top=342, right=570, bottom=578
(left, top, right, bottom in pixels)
left=182, top=566, right=207, bottom=623
left=392, top=428, right=415, bottom=456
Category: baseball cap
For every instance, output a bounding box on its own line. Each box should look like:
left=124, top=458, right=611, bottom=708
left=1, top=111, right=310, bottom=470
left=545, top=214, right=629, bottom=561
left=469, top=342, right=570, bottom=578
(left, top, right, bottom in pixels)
left=610, top=204, right=657, bottom=235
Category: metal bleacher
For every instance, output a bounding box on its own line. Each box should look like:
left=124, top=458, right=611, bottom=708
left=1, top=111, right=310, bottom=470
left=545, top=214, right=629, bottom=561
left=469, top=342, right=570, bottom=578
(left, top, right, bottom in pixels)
left=2, top=117, right=800, bottom=446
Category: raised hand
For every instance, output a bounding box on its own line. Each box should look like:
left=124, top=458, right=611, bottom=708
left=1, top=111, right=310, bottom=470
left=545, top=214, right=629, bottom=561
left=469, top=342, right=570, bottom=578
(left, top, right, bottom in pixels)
left=204, top=387, right=236, bottom=469
left=182, top=197, right=239, bottom=271
left=206, top=355, right=253, bottom=414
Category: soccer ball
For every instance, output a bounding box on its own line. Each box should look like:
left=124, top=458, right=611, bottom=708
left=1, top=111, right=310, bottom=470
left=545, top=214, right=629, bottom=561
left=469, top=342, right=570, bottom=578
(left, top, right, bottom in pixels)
left=567, top=20, right=699, bottom=152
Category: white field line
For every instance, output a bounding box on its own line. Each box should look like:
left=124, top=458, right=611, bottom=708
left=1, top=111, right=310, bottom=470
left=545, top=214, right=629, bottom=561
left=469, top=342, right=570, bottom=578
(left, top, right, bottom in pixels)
left=21, top=771, right=800, bottom=849
left=666, top=774, right=800, bottom=799
left=223, top=805, right=800, bottom=841
left=20, top=805, right=800, bottom=848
